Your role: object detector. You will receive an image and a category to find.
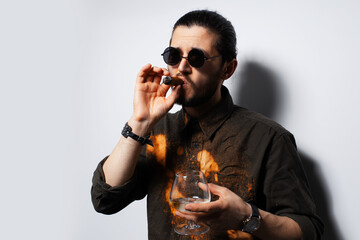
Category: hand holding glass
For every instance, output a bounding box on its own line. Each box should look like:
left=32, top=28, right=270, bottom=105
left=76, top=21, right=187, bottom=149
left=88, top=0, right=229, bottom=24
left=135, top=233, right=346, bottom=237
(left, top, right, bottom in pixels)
left=169, top=170, right=211, bottom=235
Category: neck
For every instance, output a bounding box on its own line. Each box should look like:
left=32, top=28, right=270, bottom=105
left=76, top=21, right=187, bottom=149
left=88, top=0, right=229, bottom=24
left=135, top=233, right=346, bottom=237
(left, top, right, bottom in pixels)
left=184, top=86, right=222, bottom=119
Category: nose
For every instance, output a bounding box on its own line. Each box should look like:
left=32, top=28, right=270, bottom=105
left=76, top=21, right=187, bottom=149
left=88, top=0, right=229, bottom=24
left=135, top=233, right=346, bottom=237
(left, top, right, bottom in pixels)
left=178, top=56, right=191, bottom=74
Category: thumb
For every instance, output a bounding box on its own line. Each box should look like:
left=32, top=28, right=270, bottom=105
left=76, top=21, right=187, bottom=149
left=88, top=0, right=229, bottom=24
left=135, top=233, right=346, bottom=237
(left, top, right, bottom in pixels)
left=208, top=183, right=226, bottom=197
left=164, top=85, right=181, bottom=105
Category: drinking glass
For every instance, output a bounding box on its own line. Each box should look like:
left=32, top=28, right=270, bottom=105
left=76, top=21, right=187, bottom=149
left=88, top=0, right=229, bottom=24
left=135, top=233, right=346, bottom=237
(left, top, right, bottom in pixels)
left=169, top=170, right=211, bottom=235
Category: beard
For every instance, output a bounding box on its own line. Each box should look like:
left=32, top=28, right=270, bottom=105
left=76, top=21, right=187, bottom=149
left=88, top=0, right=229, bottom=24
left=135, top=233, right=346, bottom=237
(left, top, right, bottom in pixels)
left=175, top=78, right=220, bottom=107
left=172, top=63, right=224, bottom=107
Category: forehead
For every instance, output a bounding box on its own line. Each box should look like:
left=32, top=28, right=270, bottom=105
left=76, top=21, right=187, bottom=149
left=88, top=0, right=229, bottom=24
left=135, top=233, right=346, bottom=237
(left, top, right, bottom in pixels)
left=170, top=25, right=218, bottom=52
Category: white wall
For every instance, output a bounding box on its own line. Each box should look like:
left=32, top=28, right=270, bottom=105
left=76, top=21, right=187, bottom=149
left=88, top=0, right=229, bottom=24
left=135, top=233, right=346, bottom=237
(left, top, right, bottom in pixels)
left=1, top=0, right=359, bottom=239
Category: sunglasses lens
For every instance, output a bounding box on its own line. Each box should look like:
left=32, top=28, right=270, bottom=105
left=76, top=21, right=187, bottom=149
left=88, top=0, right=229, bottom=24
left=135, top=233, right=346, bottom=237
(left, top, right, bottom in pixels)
left=162, top=47, right=207, bottom=68
left=162, top=47, right=181, bottom=66
left=188, top=49, right=205, bottom=68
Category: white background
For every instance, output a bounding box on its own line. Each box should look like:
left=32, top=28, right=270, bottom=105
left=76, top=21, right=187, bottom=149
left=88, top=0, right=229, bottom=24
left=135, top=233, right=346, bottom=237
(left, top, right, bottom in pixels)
left=1, top=0, right=359, bottom=239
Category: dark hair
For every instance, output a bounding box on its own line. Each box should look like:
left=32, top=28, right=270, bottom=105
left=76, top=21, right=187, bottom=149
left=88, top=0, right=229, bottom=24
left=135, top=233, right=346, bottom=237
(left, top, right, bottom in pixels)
left=172, top=10, right=237, bottom=63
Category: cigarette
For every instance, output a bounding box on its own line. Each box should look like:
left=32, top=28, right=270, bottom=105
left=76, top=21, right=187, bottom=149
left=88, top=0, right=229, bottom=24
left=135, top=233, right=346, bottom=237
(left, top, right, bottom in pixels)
left=163, top=76, right=184, bottom=86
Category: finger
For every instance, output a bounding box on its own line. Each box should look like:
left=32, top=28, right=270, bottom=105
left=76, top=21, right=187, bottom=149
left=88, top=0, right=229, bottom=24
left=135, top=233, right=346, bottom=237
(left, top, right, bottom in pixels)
left=162, top=84, right=180, bottom=104
left=153, top=74, right=163, bottom=85
left=208, top=183, right=226, bottom=197
left=175, top=211, right=195, bottom=222
left=152, top=85, right=179, bottom=113
left=198, top=182, right=209, bottom=192
left=185, top=200, right=222, bottom=213
left=136, top=64, right=152, bottom=83
left=151, top=66, right=165, bottom=75
left=174, top=211, right=209, bottom=223
left=175, top=211, right=217, bottom=227
left=162, top=68, right=170, bottom=75
left=150, top=66, right=166, bottom=84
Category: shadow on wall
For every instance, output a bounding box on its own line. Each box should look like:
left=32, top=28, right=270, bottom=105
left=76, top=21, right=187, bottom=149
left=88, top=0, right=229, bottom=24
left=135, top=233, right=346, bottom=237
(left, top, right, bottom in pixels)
left=300, top=152, right=343, bottom=240
left=235, top=61, right=283, bottom=121
left=234, top=61, right=343, bottom=240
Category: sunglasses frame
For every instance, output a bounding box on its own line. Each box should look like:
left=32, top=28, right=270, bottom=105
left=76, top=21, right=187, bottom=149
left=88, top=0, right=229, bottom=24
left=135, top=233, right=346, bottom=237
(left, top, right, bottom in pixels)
left=161, top=47, right=221, bottom=68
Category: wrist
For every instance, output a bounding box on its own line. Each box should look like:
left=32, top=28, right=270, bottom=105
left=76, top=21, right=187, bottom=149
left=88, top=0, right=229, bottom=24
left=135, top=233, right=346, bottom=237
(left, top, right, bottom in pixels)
left=244, top=202, right=252, bottom=219
left=234, top=201, right=252, bottom=228
left=236, top=202, right=250, bottom=229
left=122, top=122, right=153, bottom=146
left=128, top=117, right=152, bottom=136
left=241, top=203, right=261, bottom=234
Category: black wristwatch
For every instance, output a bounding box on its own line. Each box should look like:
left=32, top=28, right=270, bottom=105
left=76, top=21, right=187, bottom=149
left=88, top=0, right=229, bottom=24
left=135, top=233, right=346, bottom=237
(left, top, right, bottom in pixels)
left=242, top=203, right=261, bottom=233
left=121, top=122, right=153, bottom=146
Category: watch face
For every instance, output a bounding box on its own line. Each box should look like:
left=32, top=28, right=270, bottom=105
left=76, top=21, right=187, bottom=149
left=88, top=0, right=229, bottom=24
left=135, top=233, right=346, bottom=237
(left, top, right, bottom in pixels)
left=245, top=218, right=260, bottom=232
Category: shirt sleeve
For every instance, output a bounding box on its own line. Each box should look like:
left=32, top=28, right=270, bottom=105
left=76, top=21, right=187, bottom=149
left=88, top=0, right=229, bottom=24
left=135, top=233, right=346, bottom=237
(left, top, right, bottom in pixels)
left=90, top=155, right=148, bottom=215
left=263, top=133, right=324, bottom=239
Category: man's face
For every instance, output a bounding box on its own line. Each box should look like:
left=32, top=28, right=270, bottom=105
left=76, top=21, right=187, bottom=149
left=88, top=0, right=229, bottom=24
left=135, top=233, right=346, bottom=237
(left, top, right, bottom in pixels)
left=169, top=25, right=224, bottom=107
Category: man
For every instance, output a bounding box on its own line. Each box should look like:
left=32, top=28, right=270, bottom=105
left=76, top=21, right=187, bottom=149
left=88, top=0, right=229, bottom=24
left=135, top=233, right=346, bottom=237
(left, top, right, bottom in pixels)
left=91, top=10, right=323, bottom=240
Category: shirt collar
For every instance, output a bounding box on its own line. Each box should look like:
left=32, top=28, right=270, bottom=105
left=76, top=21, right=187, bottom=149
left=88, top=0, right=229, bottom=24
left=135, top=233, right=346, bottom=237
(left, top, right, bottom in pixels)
left=181, top=86, right=234, bottom=140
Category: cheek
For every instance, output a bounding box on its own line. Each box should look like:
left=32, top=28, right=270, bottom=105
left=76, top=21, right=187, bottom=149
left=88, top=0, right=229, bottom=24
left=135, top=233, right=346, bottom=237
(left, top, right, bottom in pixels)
left=202, top=60, right=223, bottom=75
left=190, top=72, right=208, bottom=88
left=198, top=66, right=223, bottom=85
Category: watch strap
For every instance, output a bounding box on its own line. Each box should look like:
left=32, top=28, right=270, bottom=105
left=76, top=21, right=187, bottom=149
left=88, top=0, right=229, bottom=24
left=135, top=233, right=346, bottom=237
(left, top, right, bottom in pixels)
left=121, top=122, right=153, bottom=147
left=249, top=203, right=260, bottom=218
left=242, top=203, right=261, bottom=233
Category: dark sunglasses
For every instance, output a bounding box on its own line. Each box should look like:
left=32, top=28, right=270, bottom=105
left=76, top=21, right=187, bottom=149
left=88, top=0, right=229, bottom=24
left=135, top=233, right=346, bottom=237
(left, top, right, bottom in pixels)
left=161, top=47, right=221, bottom=68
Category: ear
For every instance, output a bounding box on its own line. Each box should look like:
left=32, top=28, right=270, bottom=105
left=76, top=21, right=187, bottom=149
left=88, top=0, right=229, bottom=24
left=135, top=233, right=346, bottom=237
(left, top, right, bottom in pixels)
left=221, top=59, right=238, bottom=80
